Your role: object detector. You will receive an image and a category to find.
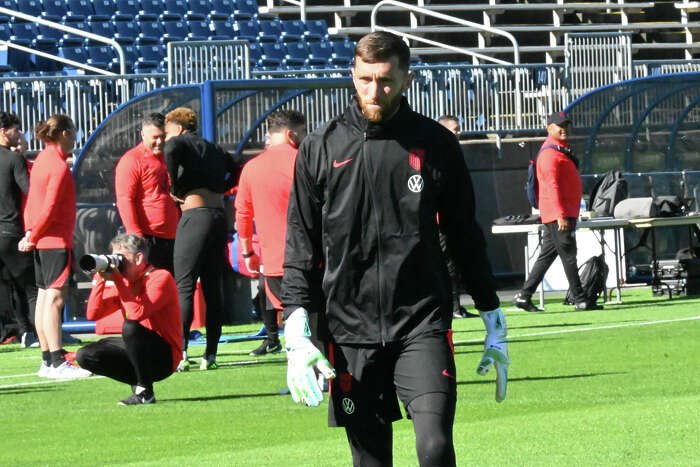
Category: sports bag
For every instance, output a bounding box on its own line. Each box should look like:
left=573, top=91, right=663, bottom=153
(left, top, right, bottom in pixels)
left=613, top=197, right=655, bottom=219
left=565, top=254, right=609, bottom=305
left=589, top=171, right=628, bottom=217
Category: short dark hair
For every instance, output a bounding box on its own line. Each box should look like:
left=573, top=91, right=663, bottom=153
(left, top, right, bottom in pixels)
left=35, top=114, right=75, bottom=143
left=354, top=32, right=410, bottom=71
left=110, top=233, right=150, bottom=259
left=142, top=112, right=165, bottom=130
left=266, top=110, right=306, bottom=134
left=0, top=112, right=20, bottom=130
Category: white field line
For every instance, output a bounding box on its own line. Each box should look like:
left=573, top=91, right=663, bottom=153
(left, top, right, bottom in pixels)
left=453, top=314, right=700, bottom=345
left=2, top=315, right=699, bottom=389
left=0, top=373, right=38, bottom=379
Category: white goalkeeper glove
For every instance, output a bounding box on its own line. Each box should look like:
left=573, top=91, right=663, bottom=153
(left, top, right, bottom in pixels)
left=284, top=308, right=336, bottom=407
left=476, top=307, right=509, bottom=402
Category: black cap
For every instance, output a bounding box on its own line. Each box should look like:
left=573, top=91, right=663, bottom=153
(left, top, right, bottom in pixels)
left=547, top=111, right=571, bottom=126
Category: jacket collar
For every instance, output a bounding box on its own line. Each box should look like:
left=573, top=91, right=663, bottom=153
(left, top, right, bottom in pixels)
left=345, top=96, right=414, bottom=138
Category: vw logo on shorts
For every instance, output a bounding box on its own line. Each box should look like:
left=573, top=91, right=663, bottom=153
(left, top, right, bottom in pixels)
left=342, top=397, right=355, bottom=414
left=408, top=174, right=424, bottom=193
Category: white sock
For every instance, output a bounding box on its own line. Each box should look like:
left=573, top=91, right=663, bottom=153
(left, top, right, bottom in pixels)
left=134, top=385, right=147, bottom=395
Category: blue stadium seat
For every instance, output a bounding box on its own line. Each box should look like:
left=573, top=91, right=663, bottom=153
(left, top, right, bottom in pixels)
left=164, top=0, right=204, bottom=21
left=108, top=42, right=140, bottom=73
left=11, top=22, right=40, bottom=45
left=16, top=0, right=44, bottom=20
left=230, top=11, right=252, bottom=22
left=308, top=40, right=331, bottom=65
left=282, top=20, right=320, bottom=43
left=234, top=0, right=258, bottom=17
left=138, top=43, right=165, bottom=62
left=0, top=0, right=18, bottom=23
left=247, top=40, right=262, bottom=67
left=33, top=42, right=61, bottom=73
left=211, top=19, right=235, bottom=39
left=88, top=19, right=115, bottom=44
left=331, top=40, right=354, bottom=64
left=285, top=41, right=324, bottom=68
left=115, top=0, right=150, bottom=21
left=58, top=45, right=89, bottom=74
left=67, top=0, right=110, bottom=22
left=37, top=24, right=64, bottom=45
left=233, top=20, right=260, bottom=42
left=137, top=20, right=163, bottom=45
left=187, top=20, right=211, bottom=41
left=0, top=22, right=12, bottom=41
left=93, top=0, right=129, bottom=22
left=259, top=14, right=293, bottom=43
left=134, top=60, right=159, bottom=74
left=260, top=42, right=286, bottom=68
left=113, top=19, right=138, bottom=44
left=60, top=17, right=89, bottom=46
left=305, top=19, right=329, bottom=41
left=162, top=20, right=188, bottom=43
left=189, top=0, right=227, bottom=21
left=42, top=0, right=69, bottom=22
left=87, top=45, right=115, bottom=69
left=211, top=0, right=234, bottom=16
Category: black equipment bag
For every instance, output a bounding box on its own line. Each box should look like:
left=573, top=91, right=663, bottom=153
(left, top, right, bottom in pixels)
left=653, top=196, right=687, bottom=217
left=565, top=254, right=609, bottom=305
left=589, top=171, right=628, bottom=217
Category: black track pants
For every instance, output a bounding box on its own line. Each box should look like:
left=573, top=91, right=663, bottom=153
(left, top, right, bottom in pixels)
left=0, top=235, right=37, bottom=334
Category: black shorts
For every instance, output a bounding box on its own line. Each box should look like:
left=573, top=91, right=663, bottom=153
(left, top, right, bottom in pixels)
left=263, top=275, right=282, bottom=311
left=34, top=248, right=72, bottom=289
left=328, top=330, right=457, bottom=427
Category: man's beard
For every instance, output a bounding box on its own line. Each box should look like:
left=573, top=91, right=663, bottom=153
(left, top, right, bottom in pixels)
left=357, top=92, right=403, bottom=123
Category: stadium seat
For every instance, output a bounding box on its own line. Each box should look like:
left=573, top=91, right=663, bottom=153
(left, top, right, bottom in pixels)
left=0, top=22, right=12, bottom=41
left=211, top=20, right=235, bottom=40
left=247, top=41, right=264, bottom=68
left=115, top=0, right=153, bottom=21
left=87, top=45, right=115, bottom=69
left=331, top=40, right=354, bottom=64
left=88, top=19, right=116, bottom=43
left=137, top=20, right=164, bottom=45
left=60, top=17, right=89, bottom=46
left=113, top=19, right=138, bottom=44
left=259, top=15, right=296, bottom=43
left=230, top=11, right=253, bottom=22
left=109, top=42, right=140, bottom=73
left=233, top=20, right=261, bottom=42
left=189, top=0, right=227, bottom=21
left=308, top=40, right=332, bottom=65
left=42, top=0, right=69, bottom=22
left=37, top=23, right=64, bottom=43
left=58, top=45, right=89, bottom=74
left=187, top=20, right=211, bottom=41
left=211, top=0, right=234, bottom=17
left=162, top=20, right=189, bottom=43
left=16, top=0, right=45, bottom=20
left=138, top=43, right=166, bottom=63
left=0, top=0, right=17, bottom=23
left=164, top=0, right=204, bottom=21
left=286, top=41, right=325, bottom=68
left=235, top=0, right=258, bottom=17
left=305, top=19, right=329, bottom=41
left=33, top=41, right=62, bottom=73
left=93, top=0, right=129, bottom=22
left=67, top=0, right=110, bottom=22
left=282, top=20, right=320, bottom=43
left=11, top=22, right=41, bottom=45
left=134, top=60, right=159, bottom=74
left=260, top=42, right=287, bottom=68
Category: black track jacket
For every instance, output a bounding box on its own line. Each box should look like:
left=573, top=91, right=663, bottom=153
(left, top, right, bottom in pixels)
left=281, top=98, right=500, bottom=345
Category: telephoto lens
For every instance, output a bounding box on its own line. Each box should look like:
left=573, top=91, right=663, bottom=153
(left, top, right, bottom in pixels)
left=79, top=254, right=124, bottom=273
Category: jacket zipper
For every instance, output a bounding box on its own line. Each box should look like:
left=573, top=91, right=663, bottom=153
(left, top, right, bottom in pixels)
left=361, top=130, right=387, bottom=346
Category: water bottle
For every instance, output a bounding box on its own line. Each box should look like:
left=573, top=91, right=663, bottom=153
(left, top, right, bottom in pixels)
left=579, top=197, right=587, bottom=219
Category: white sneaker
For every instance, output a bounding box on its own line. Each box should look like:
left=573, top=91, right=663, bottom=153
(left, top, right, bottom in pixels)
left=176, top=351, right=190, bottom=372
left=47, top=360, right=92, bottom=379
left=21, top=332, right=38, bottom=348
left=37, top=361, right=51, bottom=378
left=200, top=355, right=217, bottom=370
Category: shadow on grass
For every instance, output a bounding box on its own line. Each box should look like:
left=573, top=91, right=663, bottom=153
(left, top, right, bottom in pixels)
left=0, top=386, right=59, bottom=395
left=162, top=390, right=285, bottom=403
left=457, top=371, right=624, bottom=386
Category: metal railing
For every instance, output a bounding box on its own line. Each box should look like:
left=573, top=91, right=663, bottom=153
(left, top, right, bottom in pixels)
left=167, top=40, right=251, bottom=86
left=0, top=74, right=166, bottom=152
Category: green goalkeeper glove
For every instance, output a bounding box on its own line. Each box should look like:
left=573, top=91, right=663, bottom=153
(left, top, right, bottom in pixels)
left=476, top=308, right=509, bottom=402
left=284, top=308, right=336, bottom=407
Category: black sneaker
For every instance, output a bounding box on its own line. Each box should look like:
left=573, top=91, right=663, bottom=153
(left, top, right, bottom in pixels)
left=249, top=340, right=282, bottom=356
left=118, top=389, right=156, bottom=406
left=574, top=301, right=604, bottom=311
left=514, top=292, right=542, bottom=312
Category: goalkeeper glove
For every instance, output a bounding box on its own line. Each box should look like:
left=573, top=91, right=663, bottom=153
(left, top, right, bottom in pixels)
left=284, top=308, right=336, bottom=407
left=476, top=307, right=509, bottom=402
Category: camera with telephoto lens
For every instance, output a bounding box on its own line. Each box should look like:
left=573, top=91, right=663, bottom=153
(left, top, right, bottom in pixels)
left=79, top=254, right=125, bottom=273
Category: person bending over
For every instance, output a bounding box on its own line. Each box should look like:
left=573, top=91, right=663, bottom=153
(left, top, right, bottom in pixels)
left=164, top=107, right=243, bottom=371
left=76, top=234, right=182, bottom=405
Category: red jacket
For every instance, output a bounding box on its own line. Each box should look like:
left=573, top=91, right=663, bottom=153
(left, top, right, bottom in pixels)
left=115, top=143, right=180, bottom=238
left=24, top=144, right=76, bottom=249
left=234, top=143, right=297, bottom=277
left=536, top=136, right=582, bottom=224
left=86, top=267, right=183, bottom=372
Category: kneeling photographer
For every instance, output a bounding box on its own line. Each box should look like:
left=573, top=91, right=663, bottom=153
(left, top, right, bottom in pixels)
left=75, top=234, right=182, bottom=405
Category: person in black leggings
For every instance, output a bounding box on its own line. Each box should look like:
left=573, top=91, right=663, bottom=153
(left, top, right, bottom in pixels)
left=0, top=112, right=38, bottom=347
left=164, top=107, right=243, bottom=371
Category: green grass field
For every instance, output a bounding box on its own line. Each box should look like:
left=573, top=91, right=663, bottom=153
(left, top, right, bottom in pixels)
left=2, top=287, right=699, bottom=466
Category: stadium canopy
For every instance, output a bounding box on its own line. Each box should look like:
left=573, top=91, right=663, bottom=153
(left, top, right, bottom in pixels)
left=565, top=72, right=700, bottom=175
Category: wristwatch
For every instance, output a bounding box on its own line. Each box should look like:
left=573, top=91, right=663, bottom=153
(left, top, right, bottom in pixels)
left=242, top=250, right=255, bottom=258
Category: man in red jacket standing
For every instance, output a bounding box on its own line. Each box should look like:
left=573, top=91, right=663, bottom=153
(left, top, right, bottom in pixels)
left=235, top=110, right=306, bottom=355
left=115, top=113, right=179, bottom=273
left=514, top=112, right=603, bottom=312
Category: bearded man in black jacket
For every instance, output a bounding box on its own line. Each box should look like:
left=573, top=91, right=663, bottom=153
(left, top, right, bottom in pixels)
left=281, top=32, right=509, bottom=467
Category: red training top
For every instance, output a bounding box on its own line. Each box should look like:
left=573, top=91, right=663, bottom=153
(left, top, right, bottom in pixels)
left=235, top=143, right=297, bottom=277
left=115, top=142, right=180, bottom=238
left=536, top=136, right=582, bottom=224
left=86, top=267, right=183, bottom=372
left=24, top=144, right=76, bottom=249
